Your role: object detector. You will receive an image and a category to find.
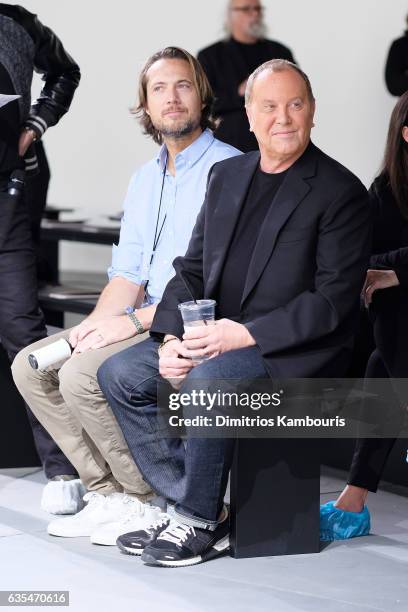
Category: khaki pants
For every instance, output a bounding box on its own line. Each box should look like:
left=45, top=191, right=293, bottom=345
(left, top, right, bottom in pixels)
left=12, top=329, right=152, bottom=500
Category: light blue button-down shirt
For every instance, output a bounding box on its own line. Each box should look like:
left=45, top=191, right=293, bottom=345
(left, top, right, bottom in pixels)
left=108, top=129, right=241, bottom=304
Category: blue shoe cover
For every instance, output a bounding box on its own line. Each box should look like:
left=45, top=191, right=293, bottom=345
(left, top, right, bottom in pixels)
left=320, top=500, right=370, bottom=541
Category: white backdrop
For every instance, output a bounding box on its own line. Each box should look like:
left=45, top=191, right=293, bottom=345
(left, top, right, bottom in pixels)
left=9, top=0, right=408, bottom=272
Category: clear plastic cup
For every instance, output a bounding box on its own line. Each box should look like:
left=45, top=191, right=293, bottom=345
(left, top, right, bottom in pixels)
left=178, top=299, right=216, bottom=365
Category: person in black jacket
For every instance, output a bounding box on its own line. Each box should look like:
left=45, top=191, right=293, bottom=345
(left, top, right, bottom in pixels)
left=321, top=91, right=408, bottom=540
left=0, top=4, right=82, bottom=514
left=198, top=0, right=294, bottom=152
left=385, top=14, right=408, bottom=96
left=97, top=60, right=371, bottom=567
left=0, top=3, right=80, bottom=177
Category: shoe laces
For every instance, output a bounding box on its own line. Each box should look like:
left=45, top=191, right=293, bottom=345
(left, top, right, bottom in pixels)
left=158, top=521, right=195, bottom=546
left=120, top=495, right=146, bottom=523
left=83, top=492, right=104, bottom=504
left=76, top=492, right=105, bottom=515
left=148, top=513, right=170, bottom=532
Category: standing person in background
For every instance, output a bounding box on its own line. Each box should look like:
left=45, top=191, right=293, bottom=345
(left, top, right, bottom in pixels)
left=0, top=3, right=81, bottom=514
left=321, top=92, right=408, bottom=541
left=385, top=13, right=408, bottom=96
left=198, top=0, right=295, bottom=152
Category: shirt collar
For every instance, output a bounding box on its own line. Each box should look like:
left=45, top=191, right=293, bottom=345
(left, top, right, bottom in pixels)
left=156, top=129, right=214, bottom=172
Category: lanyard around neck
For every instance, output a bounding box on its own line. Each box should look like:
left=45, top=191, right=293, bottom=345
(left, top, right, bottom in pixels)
left=150, top=151, right=169, bottom=264
left=144, top=152, right=169, bottom=294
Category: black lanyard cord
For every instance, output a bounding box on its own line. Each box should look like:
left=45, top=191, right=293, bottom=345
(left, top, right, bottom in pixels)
left=150, top=151, right=168, bottom=263
left=145, top=152, right=169, bottom=293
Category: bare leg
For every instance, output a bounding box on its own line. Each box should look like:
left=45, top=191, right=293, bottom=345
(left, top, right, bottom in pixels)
left=334, top=484, right=368, bottom=513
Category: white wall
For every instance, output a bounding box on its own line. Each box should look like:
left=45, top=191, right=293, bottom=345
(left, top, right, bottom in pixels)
left=11, top=0, right=408, bottom=273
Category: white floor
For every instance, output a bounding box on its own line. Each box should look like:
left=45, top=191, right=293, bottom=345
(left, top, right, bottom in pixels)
left=0, top=467, right=408, bottom=612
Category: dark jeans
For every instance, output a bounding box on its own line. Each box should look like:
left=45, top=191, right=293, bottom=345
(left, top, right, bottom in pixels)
left=98, top=337, right=268, bottom=529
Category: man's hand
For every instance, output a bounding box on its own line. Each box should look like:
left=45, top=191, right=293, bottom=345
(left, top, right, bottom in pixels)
left=238, top=79, right=248, bottom=97
left=362, top=269, right=400, bottom=307
left=18, top=128, right=37, bottom=157
left=69, top=315, right=136, bottom=354
left=69, top=317, right=99, bottom=349
left=182, top=319, right=255, bottom=359
left=159, top=337, right=194, bottom=389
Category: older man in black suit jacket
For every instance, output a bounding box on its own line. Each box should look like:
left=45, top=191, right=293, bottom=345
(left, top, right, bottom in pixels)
left=98, top=60, right=372, bottom=568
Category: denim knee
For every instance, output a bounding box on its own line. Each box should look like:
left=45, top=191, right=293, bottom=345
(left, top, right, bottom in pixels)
left=185, top=358, right=222, bottom=381
left=97, top=338, right=160, bottom=406
left=97, top=353, right=129, bottom=404
left=184, top=349, right=251, bottom=381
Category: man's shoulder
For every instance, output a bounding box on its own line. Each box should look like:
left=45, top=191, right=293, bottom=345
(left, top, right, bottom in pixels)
left=129, top=138, right=242, bottom=182
left=208, top=149, right=258, bottom=177
left=262, top=38, right=294, bottom=60
left=126, top=156, right=158, bottom=186
left=209, top=138, right=242, bottom=163
left=197, top=40, right=226, bottom=59
left=263, top=37, right=289, bottom=47
left=311, top=144, right=367, bottom=194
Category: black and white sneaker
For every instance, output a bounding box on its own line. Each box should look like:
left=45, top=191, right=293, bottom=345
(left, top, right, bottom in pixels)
left=141, top=512, right=230, bottom=567
left=116, top=513, right=171, bottom=556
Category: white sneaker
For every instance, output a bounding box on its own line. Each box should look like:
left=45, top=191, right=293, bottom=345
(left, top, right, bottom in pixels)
left=47, top=492, right=126, bottom=537
left=41, top=478, right=87, bottom=515
left=90, top=495, right=162, bottom=546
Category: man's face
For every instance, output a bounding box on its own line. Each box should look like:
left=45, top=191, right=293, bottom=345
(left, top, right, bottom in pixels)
left=246, top=69, right=315, bottom=163
left=229, top=0, right=264, bottom=39
left=145, top=58, right=203, bottom=139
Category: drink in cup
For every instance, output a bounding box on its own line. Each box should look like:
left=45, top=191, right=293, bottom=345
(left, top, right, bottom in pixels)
left=178, top=299, right=216, bottom=365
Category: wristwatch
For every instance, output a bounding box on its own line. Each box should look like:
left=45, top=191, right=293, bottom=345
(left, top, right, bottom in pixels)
left=125, top=306, right=144, bottom=334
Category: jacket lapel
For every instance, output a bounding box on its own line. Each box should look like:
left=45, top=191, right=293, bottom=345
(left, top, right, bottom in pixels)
left=206, top=152, right=260, bottom=295
left=241, top=143, right=318, bottom=306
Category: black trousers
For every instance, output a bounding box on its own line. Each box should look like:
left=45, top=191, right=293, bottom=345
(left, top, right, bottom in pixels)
left=348, top=297, right=407, bottom=492
left=25, top=140, right=51, bottom=285
left=0, top=61, right=76, bottom=478
left=348, top=350, right=403, bottom=491
left=0, top=186, right=77, bottom=478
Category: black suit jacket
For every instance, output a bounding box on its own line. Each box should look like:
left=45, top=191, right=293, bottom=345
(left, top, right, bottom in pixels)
left=151, top=142, right=372, bottom=377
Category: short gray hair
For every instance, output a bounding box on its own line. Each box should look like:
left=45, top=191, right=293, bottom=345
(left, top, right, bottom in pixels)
left=245, top=59, right=315, bottom=106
